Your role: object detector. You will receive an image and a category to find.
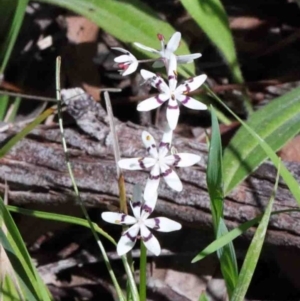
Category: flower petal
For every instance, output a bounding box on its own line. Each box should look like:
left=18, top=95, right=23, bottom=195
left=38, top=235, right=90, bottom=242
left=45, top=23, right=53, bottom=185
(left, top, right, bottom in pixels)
left=177, top=53, right=202, bottom=64
left=122, top=61, right=138, bottom=76
left=144, top=163, right=160, bottom=201
left=176, top=74, right=207, bottom=94
left=166, top=99, right=180, bottom=130
left=176, top=95, right=207, bottom=110
left=130, top=184, right=143, bottom=219
left=140, top=69, right=156, bottom=80
left=137, top=94, right=169, bottom=112
left=118, top=157, right=155, bottom=170
left=140, top=69, right=169, bottom=93
left=141, top=192, right=158, bottom=220
left=101, top=212, right=137, bottom=225
left=167, top=53, right=178, bottom=91
left=141, top=131, right=159, bottom=158
left=158, top=127, right=172, bottom=158
left=117, top=224, right=140, bottom=256
left=160, top=163, right=182, bottom=191
left=111, top=47, right=131, bottom=54
left=166, top=32, right=181, bottom=53
left=145, top=217, right=182, bottom=232
left=134, top=42, right=159, bottom=54
left=164, top=153, right=201, bottom=167
left=140, top=224, right=161, bottom=256
left=114, top=54, right=131, bottom=63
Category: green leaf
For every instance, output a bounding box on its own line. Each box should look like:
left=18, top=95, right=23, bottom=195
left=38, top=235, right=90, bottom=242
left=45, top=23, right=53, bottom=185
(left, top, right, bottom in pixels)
left=7, top=205, right=116, bottom=246
left=222, top=86, right=300, bottom=199
left=0, top=106, right=56, bottom=158
left=37, top=0, right=195, bottom=77
left=0, top=95, right=9, bottom=121
left=0, top=228, right=37, bottom=301
left=192, top=208, right=300, bottom=263
left=231, top=164, right=281, bottom=301
left=205, top=107, right=238, bottom=296
left=0, top=0, right=29, bottom=74
left=180, top=0, right=244, bottom=83
left=0, top=199, right=52, bottom=301
left=207, top=106, right=224, bottom=227
left=198, top=291, right=210, bottom=301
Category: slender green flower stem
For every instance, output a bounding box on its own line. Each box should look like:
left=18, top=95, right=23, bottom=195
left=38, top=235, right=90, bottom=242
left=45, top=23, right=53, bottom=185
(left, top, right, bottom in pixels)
left=104, top=91, right=139, bottom=301
left=55, top=57, right=125, bottom=301
left=139, top=241, right=147, bottom=301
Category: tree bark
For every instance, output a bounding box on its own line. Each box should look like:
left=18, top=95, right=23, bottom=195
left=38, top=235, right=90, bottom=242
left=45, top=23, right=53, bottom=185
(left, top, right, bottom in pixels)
left=1, top=101, right=300, bottom=250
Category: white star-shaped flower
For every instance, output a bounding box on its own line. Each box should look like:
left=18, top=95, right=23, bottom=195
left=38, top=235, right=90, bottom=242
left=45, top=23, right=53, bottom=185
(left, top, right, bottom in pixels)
left=112, top=47, right=138, bottom=76
left=137, top=54, right=207, bottom=130
left=101, top=184, right=181, bottom=256
left=134, top=32, right=201, bottom=68
left=118, top=130, right=201, bottom=200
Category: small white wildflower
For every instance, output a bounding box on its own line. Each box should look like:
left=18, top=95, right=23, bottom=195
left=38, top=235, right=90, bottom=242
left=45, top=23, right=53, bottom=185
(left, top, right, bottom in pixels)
left=112, top=47, right=138, bottom=76
left=118, top=129, right=201, bottom=200
left=101, top=185, right=181, bottom=256
left=134, top=32, right=202, bottom=68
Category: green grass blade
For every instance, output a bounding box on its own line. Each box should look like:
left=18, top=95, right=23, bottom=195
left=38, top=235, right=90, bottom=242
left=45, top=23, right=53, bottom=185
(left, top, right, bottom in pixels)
left=0, top=0, right=29, bottom=74
left=198, top=291, right=210, bottom=301
left=2, top=275, right=24, bottom=301
left=37, top=0, right=195, bottom=77
left=207, top=106, right=224, bottom=227
left=192, top=207, right=299, bottom=263
left=231, top=164, right=281, bottom=301
left=207, top=88, right=300, bottom=205
left=0, top=106, right=56, bottom=158
left=205, top=107, right=238, bottom=296
left=0, top=95, right=9, bottom=121
left=6, top=96, right=21, bottom=122
left=0, top=199, right=52, bottom=301
left=180, top=0, right=251, bottom=113
left=223, top=85, right=300, bottom=195
left=0, top=228, right=38, bottom=301
left=7, top=205, right=116, bottom=245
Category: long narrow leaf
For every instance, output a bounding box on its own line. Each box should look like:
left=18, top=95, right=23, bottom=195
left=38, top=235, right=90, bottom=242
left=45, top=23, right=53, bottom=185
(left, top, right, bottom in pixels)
left=0, top=199, right=52, bottom=301
left=205, top=107, right=238, bottom=296
left=7, top=205, right=116, bottom=245
left=0, top=106, right=55, bottom=158
left=0, top=0, right=29, bottom=73
left=0, top=228, right=37, bottom=301
left=231, top=163, right=281, bottom=301
left=192, top=208, right=300, bottom=262
left=207, top=88, right=300, bottom=205
left=223, top=85, right=300, bottom=195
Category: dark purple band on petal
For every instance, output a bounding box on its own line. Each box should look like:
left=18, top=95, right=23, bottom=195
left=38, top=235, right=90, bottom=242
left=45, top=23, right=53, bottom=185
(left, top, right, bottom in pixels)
left=185, top=84, right=191, bottom=93
left=172, top=154, right=181, bottom=166
left=153, top=218, right=160, bottom=230
left=120, top=214, right=127, bottom=222
left=125, top=231, right=137, bottom=242
left=142, top=231, right=153, bottom=242
left=181, top=96, right=190, bottom=104
left=159, top=142, right=170, bottom=150
left=161, top=168, right=172, bottom=177
left=155, top=95, right=164, bottom=104
left=132, top=201, right=142, bottom=208
left=149, top=173, right=160, bottom=180
left=146, top=144, right=156, bottom=153
left=142, top=204, right=153, bottom=214
left=138, top=158, right=146, bottom=169
left=167, top=104, right=179, bottom=109
left=155, top=79, right=162, bottom=90
left=168, top=75, right=175, bottom=80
